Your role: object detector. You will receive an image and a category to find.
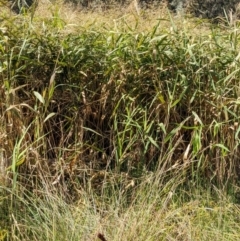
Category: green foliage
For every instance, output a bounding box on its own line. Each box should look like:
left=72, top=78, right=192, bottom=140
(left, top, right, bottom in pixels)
left=1, top=6, right=240, bottom=240
left=1, top=4, right=240, bottom=188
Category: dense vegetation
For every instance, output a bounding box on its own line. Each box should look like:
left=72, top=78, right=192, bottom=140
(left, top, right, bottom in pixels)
left=1, top=2, right=240, bottom=240
left=8, top=0, right=240, bottom=21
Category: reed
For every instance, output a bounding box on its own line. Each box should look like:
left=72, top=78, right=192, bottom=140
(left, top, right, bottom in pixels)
left=1, top=2, right=240, bottom=240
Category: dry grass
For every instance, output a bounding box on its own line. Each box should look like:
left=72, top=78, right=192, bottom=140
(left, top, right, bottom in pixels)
left=1, top=0, right=217, bottom=36
left=1, top=175, right=240, bottom=240
left=1, top=1, right=240, bottom=240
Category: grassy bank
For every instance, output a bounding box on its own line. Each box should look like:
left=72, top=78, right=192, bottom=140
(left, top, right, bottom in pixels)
left=1, top=1, right=240, bottom=240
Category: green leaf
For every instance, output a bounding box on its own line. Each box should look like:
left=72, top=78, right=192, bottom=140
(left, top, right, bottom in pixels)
left=147, top=136, right=159, bottom=149
left=158, top=123, right=166, bottom=135
left=33, top=91, right=45, bottom=104
left=44, top=113, right=56, bottom=122
left=150, top=35, right=167, bottom=43
left=213, top=144, right=230, bottom=152
left=192, top=111, right=203, bottom=126
left=235, top=126, right=240, bottom=141
left=82, top=127, right=102, bottom=136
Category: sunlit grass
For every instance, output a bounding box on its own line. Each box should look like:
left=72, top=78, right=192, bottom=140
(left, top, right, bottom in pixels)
left=1, top=175, right=240, bottom=240
left=1, top=1, right=240, bottom=240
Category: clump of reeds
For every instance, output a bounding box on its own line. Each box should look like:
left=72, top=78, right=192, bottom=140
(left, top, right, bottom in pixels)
left=1, top=2, right=240, bottom=240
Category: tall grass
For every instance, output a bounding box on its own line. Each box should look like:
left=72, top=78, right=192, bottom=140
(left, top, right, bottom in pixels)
left=1, top=2, right=240, bottom=240
left=1, top=174, right=240, bottom=240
